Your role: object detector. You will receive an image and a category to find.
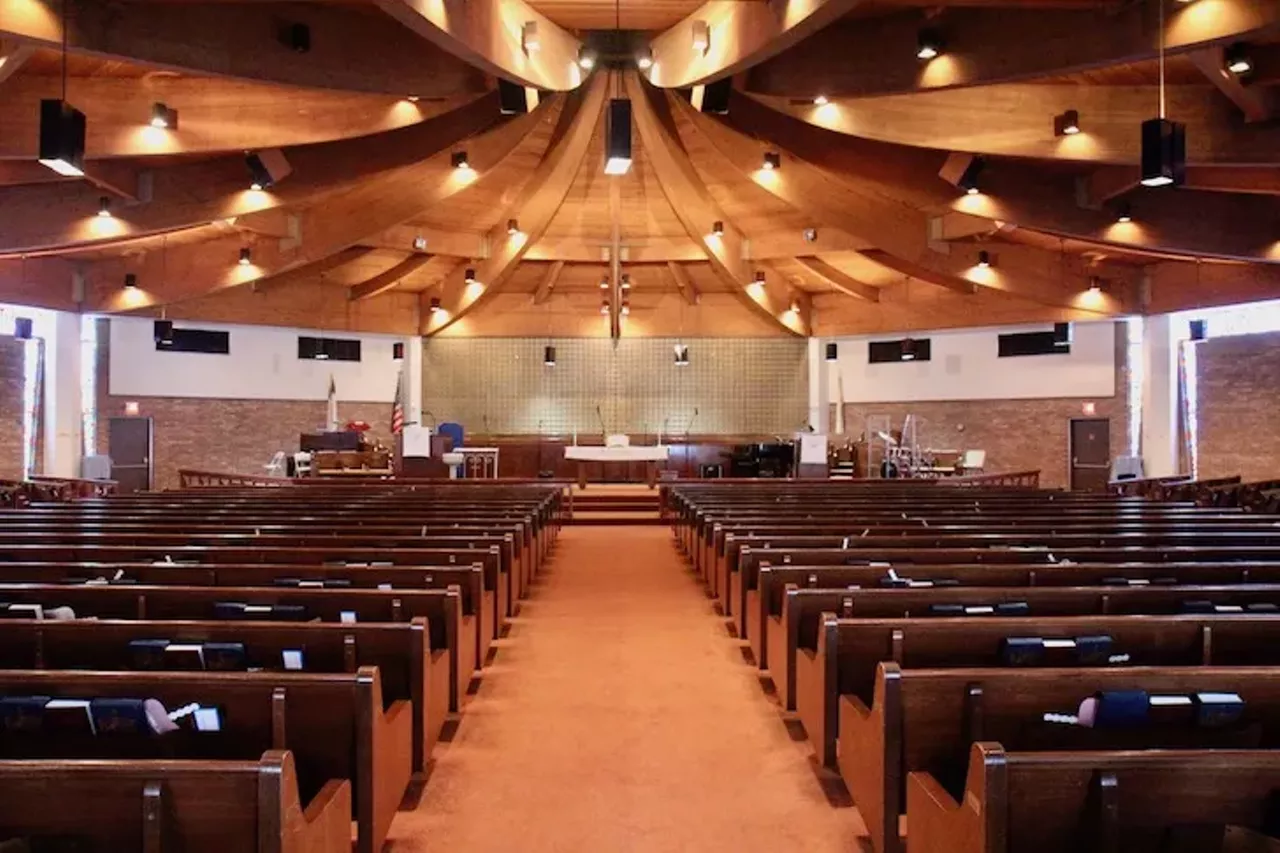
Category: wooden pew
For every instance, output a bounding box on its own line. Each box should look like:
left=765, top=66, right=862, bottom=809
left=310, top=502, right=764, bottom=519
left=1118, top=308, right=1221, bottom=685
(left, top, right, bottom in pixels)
left=0, top=560, right=495, bottom=671
left=0, top=750, right=350, bottom=853
left=0, top=617, right=446, bottom=772
left=907, top=744, right=1280, bottom=853
left=750, top=562, right=1280, bottom=677
left=0, top=582, right=474, bottom=713
left=777, top=584, right=1280, bottom=714
left=0, top=666, right=408, bottom=853
left=845, top=664, right=1280, bottom=853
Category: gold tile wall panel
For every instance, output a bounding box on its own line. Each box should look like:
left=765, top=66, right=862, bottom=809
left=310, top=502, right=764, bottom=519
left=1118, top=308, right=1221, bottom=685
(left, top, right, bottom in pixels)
left=422, top=337, right=808, bottom=435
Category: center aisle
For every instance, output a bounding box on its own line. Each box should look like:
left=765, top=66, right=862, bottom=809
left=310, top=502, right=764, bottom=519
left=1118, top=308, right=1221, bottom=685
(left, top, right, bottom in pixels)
left=388, top=526, right=866, bottom=852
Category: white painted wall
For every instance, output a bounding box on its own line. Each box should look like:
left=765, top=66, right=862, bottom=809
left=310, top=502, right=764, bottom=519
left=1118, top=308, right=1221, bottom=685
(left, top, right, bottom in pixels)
left=109, top=317, right=411, bottom=402
left=821, top=321, right=1117, bottom=404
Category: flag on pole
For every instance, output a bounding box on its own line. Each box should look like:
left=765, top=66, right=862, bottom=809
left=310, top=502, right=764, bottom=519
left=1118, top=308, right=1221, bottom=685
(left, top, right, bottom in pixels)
left=391, top=366, right=405, bottom=434
left=326, top=374, right=338, bottom=432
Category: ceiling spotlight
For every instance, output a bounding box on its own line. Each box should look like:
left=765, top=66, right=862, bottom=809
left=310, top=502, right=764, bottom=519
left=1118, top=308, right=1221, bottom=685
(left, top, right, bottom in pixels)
left=813, top=95, right=829, bottom=106
left=577, top=47, right=595, bottom=70
left=637, top=49, right=654, bottom=70
left=599, top=276, right=609, bottom=290
left=544, top=344, right=557, bottom=366
left=38, top=99, right=86, bottom=177
left=124, top=273, right=138, bottom=289
left=692, top=20, right=710, bottom=54
left=429, top=296, right=442, bottom=313
left=825, top=342, right=838, bottom=362
left=1140, top=118, right=1186, bottom=188
left=1088, top=277, right=1102, bottom=294
left=620, top=301, right=631, bottom=316
left=1225, top=43, right=1252, bottom=75
left=674, top=343, right=690, bottom=366
left=239, top=247, right=252, bottom=266
left=521, top=21, right=540, bottom=53
left=957, top=156, right=985, bottom=196
left=97, top=196, right=112, bottom=218
left=600, top=300, right=609, bottom=315
left=917, top=28, right=942, bottom=61
left=149, top=102, right=177, bottom=130
left=406, top=95, right=420, bottom=103
left=901, top=338, right=917, bottom=361
left=507, top=219, right=520, bottom=236
left=788, top=299, right=801, bottom=314
left=620, top=274, right=631, bottom=291
left=451, top=150, right=470, bottom=170
left=1054, top=109, right=1080, bottom=136
left=711, top=220, right=725, bottom=237
left=1115, top=202, right=1132, bottom=224
left=412, top=235, right=428, bottom=251
left=977, top=250, right=991, bottom=269
left=803, top=228, right=818, bottom=243
left=754, top=270, right=766, bottom=285
left=315, top=339, right=331, bottom=360
left=604, top=99, right=632, bottom=175
left=464, top=267, right=477, bottom=285
left=762, top=151, right=781, bottom=171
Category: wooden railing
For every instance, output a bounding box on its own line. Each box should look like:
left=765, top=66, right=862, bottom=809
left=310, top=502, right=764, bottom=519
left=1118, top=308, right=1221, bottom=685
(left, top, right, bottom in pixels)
left=942, top=470, right=1041, bottom=488
left=177, top=469, right=291, bottom=489
left=1108, top=474, right=1191, bottom=498
left=0, top=477, right=117, bottom=506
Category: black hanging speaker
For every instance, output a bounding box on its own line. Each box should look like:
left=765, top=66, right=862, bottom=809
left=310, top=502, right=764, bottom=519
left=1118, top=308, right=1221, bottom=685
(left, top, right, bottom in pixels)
left=1053, top=322, right=1071, bottom=347
left=825, top=342, right=838, bottom=362
left=701, top=78, right=733, bottom=115
left=392, top=342, right=405, bottom=360
left=13, top=317, right=33, bottom=340
left=1140, top=117, right=1186, bottom=188
left=1189, top=319, right=1207, bottom=341
left=498, top=79, right=529, bottom=115
left=153, top=320, right=173, bottom=345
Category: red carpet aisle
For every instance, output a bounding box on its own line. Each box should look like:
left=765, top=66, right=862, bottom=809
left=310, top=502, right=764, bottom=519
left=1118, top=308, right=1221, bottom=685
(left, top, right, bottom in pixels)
left=387, top=526, right=866, bottom=852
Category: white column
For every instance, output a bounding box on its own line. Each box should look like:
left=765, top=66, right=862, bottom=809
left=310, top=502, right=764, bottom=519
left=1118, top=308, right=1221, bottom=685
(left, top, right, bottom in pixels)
left=1141, top=313, right=1180, bottom=478
left=42, top=311, right=83, bottom=478
left=807, top=338, right=831, bottom=433
left=406, top=336, right=424, bottom=427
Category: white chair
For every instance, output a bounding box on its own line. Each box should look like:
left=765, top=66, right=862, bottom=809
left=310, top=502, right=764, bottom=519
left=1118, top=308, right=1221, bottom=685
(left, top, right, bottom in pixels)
left=292, top=452, right=313, bottom=478
left=606, top=434, right=630, bottom=448
left=264, top=451, right=287, bottom=478
left=960, top=449, right=986, bottom=474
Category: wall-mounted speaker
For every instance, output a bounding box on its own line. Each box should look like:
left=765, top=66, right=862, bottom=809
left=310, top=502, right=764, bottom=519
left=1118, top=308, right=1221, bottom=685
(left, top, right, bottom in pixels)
left=498, top=79, right=529, bottom=115
left=392, top=342, right=405, bottom=360
left=701, top=78, right=732, bottom=115
left=824, top=342, right=838, bottom=362
left=13, top=317, right=32, bottom=340
left=1189, top=319, right=1207, bottom=341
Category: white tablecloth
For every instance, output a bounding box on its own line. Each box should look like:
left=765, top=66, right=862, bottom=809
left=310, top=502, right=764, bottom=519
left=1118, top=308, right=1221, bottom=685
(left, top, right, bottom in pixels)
left=564, top=446, right=670, bottom=462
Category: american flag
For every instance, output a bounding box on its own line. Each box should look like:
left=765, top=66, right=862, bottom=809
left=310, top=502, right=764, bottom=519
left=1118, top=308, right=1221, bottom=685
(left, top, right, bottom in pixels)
left=391, top=366, right=405, bottom=434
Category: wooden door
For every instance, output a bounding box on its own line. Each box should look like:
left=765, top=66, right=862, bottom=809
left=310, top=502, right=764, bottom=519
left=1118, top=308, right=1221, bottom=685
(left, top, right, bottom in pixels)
left=1069, top=418, right=1111, bottom=492
left=108, top=417, right=153, bottom=493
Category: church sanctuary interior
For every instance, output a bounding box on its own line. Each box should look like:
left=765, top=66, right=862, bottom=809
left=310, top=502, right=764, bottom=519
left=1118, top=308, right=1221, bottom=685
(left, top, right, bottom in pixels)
left=6, top=0, right=1280, bottom=850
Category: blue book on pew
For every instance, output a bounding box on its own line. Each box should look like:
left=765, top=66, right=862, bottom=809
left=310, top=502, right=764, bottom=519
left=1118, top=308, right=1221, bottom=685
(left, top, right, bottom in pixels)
left=90, top=698, right=151, bottom=735
left=203, top=642, right=247, bottom=671
left=0, top=696, right=51, bottom=733
left=129, top=639, right=171, bottom=670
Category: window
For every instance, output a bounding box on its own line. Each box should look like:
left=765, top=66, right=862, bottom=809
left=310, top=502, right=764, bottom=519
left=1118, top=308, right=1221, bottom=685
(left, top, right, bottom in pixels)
left=156, top=328, right=230, bottom=355
left=997, top=327, right=1070, bottom=358
left=298, top=336, right=361, bottom=362
left=868, top=338, right=931, bottom=364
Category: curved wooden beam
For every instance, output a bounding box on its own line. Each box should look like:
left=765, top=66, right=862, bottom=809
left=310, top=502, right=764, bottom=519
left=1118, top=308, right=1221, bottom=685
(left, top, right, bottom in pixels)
left=0, top=0, right=486, bottom=96
left=348, top=253, right=434, bottom=301
left=624, top=72, right=805, bottom=336
left=0, top=76, right=478, bottom=160
left=695, top=90, right=1136, bottom=313
left=424, top=75, right=608, bottom=335
left=532, top=260, right=565, bottom=304
left=374, top=0, right=584, bottom=91
left=645, top=0, right=861, bottom=89
left=84, top=96, right=551, bottom=311
left=745, top=0, right=1280, bottom=98
left=750, top=84, right=1280, bottom=166
left=666, top=261, right=701, bottom=305
left=794, top=256, right=879, bottom=302
left=0, top=91, right=502, bottom=254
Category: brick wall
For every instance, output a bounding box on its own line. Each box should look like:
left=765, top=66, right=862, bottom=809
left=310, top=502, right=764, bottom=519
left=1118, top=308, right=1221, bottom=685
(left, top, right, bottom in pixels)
left=95, top=322, right=392, bottom=490
left=1196, top=331, right=1280, bottom=482
left=0, top=337, right=25, bottom=480
left=832, top=323, right=1131, bottom=489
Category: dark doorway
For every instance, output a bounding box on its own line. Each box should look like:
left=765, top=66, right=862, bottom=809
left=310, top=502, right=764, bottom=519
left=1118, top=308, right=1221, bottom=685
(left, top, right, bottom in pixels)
left=108, top=417, right=153, bottom=493
left=1069, top=417, right=1111, bottom=492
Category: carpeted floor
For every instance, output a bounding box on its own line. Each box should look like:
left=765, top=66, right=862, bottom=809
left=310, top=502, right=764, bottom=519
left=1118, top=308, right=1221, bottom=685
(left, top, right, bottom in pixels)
left=387, top=525, right=867, bottom=852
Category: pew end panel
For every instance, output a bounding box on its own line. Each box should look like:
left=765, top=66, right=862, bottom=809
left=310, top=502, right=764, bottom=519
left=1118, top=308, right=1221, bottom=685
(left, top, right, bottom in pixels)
left=357, top=666, right=414, bottom=853
left=795, top=611, right=840, bottom=768
left=906, top=741, right=1006, bottom=853
left=840, top=663, right=904, bottom=853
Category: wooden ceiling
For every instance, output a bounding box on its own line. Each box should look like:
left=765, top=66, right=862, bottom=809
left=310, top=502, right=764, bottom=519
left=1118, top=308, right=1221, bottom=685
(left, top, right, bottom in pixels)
left=0, top=0, right=1277, bottom=338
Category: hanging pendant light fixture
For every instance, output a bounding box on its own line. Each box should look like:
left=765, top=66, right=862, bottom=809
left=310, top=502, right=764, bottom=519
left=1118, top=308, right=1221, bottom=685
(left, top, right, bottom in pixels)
left=1141, top=0, right=1185, bottom=188
left=39, top=3, right=85, bottom=177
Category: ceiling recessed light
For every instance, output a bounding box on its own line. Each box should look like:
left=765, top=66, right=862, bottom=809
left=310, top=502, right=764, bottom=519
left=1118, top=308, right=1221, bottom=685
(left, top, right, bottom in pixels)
left=762, top=151, right=781, bottom=170
left=97, top=196, right=112, bottom=218
left=239, top=247, right=252, bottom=266
left=451, top=150, right=470, bottom=170
left=917, top=28, right=942, bottom=61
left=1225, top=43, right=1252, bottom=75
left=1054, top=109, right=1080, bottom=136
left=813, top=95, right=829, bottom=106
left=1115, top=202, right=1132, bottom=224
